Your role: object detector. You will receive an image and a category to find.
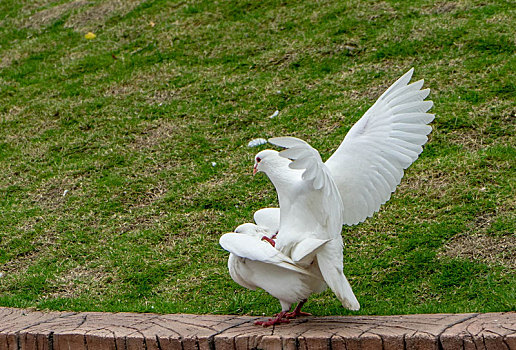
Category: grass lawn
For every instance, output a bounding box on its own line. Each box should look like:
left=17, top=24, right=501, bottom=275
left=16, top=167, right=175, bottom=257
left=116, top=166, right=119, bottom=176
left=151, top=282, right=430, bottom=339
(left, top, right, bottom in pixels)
left=0, top=0, right=514, bottom=316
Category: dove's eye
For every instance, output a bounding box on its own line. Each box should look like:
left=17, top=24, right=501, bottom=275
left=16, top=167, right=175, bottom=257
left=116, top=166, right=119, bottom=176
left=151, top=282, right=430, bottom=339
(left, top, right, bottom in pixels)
left=256, top=157, right=261, bottom=163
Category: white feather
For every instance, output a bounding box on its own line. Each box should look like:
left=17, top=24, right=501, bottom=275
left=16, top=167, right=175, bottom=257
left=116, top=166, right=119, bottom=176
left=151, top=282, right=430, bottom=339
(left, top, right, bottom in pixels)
left=220, top=232, right=312, bottom=276
left=325, top=68, right=434, bottom=225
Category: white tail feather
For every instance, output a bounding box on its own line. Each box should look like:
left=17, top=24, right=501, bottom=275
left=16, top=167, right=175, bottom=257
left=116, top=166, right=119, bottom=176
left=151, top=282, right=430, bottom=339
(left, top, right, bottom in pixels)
left=316, top=242, right=360, bottom=310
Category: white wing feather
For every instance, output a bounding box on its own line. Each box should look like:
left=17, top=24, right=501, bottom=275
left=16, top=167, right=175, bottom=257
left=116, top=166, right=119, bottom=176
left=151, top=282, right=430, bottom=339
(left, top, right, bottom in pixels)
left=325, top=68, right=434, bottom=225
left=219, top=232, right=313, bottom=276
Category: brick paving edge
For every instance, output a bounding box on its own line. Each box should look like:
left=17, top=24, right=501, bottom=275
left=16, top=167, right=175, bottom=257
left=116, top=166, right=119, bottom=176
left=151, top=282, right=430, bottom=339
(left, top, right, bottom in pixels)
left=0, top=307, right=514, bottom=349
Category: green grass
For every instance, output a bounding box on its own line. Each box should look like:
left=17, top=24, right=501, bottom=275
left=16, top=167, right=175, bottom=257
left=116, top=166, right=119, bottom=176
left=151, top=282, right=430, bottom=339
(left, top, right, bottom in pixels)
left=0, top=0, right=514, bottom=316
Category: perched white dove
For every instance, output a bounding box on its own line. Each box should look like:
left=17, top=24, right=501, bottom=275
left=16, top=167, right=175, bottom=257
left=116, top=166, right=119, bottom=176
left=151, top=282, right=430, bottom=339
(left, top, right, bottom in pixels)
left=219, top=223, right=327, bottom=326
left=249, top=68, right=433, bottom=322
left=221, top=69, right=433, bottom=326
left=254, top=68, right=434, bottom=228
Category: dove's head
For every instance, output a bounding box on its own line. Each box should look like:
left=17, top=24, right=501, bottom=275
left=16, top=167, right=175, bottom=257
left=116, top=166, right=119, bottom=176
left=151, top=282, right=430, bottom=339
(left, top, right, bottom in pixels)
left=235, top=223, right=265, bottom=236
left=253, top=149, right=288, bottom=175
left=235, top=223, right=276, bottom=240
left=234, top=223, right=259, bottom=234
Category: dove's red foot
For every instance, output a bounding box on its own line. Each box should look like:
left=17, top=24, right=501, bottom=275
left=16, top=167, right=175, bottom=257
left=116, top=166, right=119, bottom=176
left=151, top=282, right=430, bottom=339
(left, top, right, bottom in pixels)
left=285, top=299, right=311, bottom=319
left=254, top=311, right=289, bottom=327
left=285, top=310, right=312, bottom=319
left=261, top=236, right=276, bottom=247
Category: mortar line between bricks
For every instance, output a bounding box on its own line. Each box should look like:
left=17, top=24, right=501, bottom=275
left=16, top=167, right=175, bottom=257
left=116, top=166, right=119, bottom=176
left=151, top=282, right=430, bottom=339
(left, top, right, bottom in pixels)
left=502, top=334, right=512, bottom=350
left=143, top=333, right=148, bottom=350
left=121, top=324, right=153, bottom=337
left=77, top=314, right=87, bottom=328
left=83, top=332, right=88, bottom=350
left=110, top=328, right=119, bottom=350
left=155, top=334, right=162, bottom=350
left=48, top=331, right=54, bottom=350
left=367, top=330, right=387, bottom=349
left=52, top=311, right=88, bottom=334
left=328, top=331, right=340, bottom=350
left=463, top=323, right=478, bottom=350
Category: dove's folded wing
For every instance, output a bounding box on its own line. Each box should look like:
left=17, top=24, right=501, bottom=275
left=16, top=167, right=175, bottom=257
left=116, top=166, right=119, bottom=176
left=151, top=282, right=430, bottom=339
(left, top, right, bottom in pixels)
left=219, top=233, right=313, bottom=276
left=325, top=68, right=434, bottom=226
left=291, top=237, right=330, bottom=264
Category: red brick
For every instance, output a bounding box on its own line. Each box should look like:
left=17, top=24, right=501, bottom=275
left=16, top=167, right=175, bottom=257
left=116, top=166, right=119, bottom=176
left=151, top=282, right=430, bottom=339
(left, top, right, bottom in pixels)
left=53, top=333, right=85, bottom=350
left=213, top=335, right=234, bottom=350
left=257, top=335, right=283, bottom=350
left=504, top=334, right=516, bottom=350
left=4, top=334, right=18, bottom=350
left=84, top=333, right=116, bottom=350
left=18, top=332, right=49, bottom=350
left=181, top=337, right=199, bottom=350
left=154, top=336, right=183, bottom=350
left=405, top=333, right=438, bottom=350
left=125, top=335, right=145, bottom=350
left=330, top=336, right=346, bottom=350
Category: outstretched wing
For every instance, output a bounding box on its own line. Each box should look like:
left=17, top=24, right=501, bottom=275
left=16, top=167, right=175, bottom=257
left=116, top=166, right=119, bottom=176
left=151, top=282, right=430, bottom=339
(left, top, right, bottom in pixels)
left=325, top=68, right=434, bottom=225
left=219, top=232, right=313, bottom=275
left=268, top=136, right=344, bottom=239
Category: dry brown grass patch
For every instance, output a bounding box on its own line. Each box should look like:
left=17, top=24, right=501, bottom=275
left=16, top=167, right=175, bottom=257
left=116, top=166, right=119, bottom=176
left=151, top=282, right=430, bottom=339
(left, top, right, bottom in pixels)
left=422, top=1, right=459, bottom=15
left=128, top=120, right=185, bottom=152
left=22, top=0, right=88, bottom=30
left=64, top=0, right=143, bottom=32
left=1, top=250, right=42, bottom=276
left=439, top=233, right=515, bottom=269
left=46, top=264, right=113, bottom=299
left=33, top=176, right=83, bottom=210
left=0, top=49, right=30, bottom=69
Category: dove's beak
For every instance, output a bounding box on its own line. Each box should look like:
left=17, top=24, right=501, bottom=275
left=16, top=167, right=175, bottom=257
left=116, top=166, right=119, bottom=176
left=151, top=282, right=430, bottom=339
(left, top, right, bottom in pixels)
left=253, top=164, right=258, bottom=175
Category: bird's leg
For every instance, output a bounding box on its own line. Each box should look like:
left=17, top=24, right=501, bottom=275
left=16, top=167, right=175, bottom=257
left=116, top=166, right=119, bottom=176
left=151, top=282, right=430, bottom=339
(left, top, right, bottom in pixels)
left=254, top=311, right=290, bottom=327
left=261, top=236, right=276, bottom=247
left=285, top=299, right=312, bottom=319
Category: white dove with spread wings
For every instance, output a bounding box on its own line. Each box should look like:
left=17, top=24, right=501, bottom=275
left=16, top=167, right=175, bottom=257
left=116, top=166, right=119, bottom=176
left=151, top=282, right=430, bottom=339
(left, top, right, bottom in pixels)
left=221, top=69, right=433, bottom=326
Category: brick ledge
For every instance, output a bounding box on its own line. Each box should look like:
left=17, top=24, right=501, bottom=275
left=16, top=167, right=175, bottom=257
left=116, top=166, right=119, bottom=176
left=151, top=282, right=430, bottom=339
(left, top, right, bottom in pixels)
left=0, top=307, right=514, bottom=349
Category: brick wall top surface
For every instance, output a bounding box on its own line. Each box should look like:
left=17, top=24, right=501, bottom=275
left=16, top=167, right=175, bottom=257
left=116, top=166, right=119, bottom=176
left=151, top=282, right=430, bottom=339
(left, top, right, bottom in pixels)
left=0, top=307, right=514, bottom=349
